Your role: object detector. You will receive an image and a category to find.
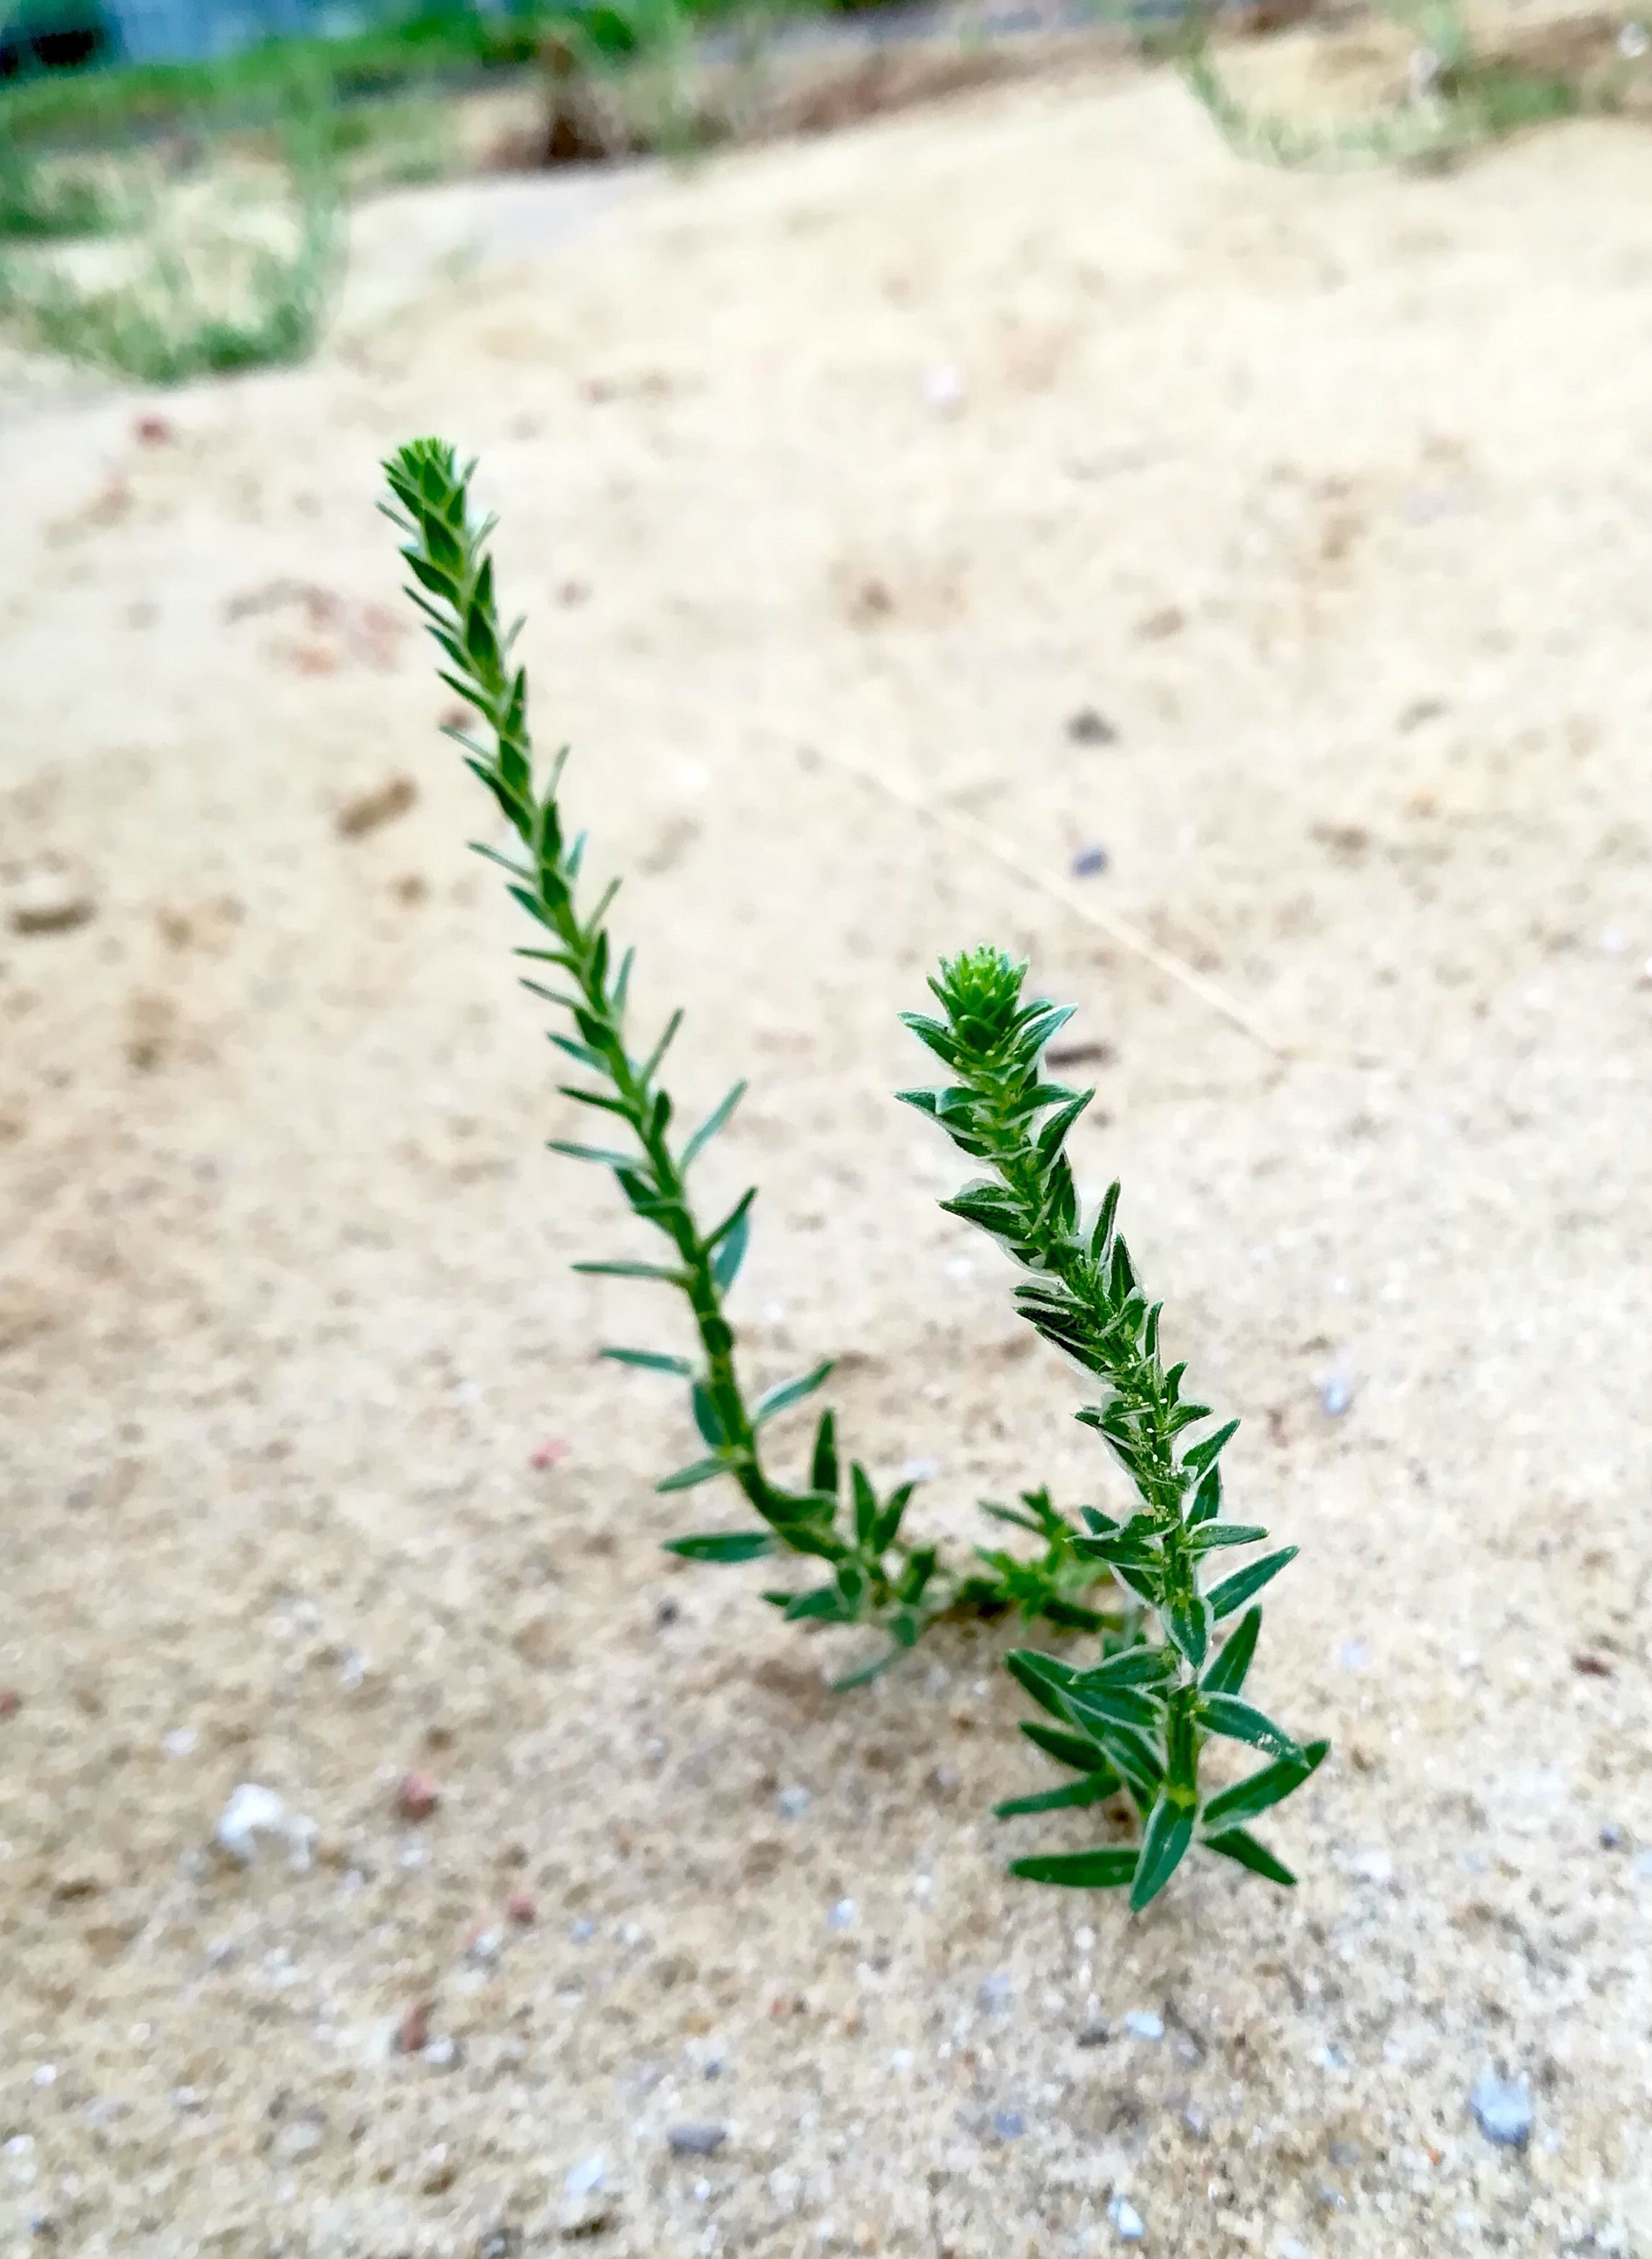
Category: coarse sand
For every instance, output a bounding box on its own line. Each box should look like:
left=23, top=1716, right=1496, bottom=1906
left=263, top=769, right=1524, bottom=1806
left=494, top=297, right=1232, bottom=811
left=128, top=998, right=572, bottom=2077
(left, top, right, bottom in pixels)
left=3, top=40, right=1652, bottom=2258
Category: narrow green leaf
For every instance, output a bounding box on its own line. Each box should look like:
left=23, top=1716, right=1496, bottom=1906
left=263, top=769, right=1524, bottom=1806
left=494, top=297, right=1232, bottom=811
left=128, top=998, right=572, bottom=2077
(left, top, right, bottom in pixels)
left=1200, top=1607, right=1262, bottom=1697
left=655, top=1453, right=733, bottom=1494
left=754, top=1360, right=835, bottom=1427
left=681, top=1080, right=746, bottom=1170
left=1009, top=1846, right=1138, bottom=1891
left=1207, top=1546, right=1297, bottom=1621
left=979, top=1500, right=1046, bottom=1535
left=663, top=1531, right=777, bottom=1564
left=782, top=1585, right=849, bottom=1623
left=1130, top=1796, right=1196, bottom=1910
left=851, top=1463, right=877, bottom=1549
left=1004, top=1648, right=1080, bottom=1724
left=1187, top=1469, right=1221, bottom=1527
left=1089, top=1180, right=1121, bottom=1257
left=995, top=1770, right=1122, bottom=1817
left=1201, top=1739, right=1329, bottom=1832
left=1164, top=1590, right=1210, bottom=1670
left=1204, top=1827, right=1297, bottom=1887
left=1182, top=1417, right=1241, bottom=1479
left=710, top=1204, right=751, bottom=1293
left=1019, top=1721, right=1113, bottom=1774
left=546, top=1139, right=634, bottom=1170
left=810, top=1408, right=839, bottom=1500
left=1064, top=1680, right=1164, bottom=1736
left=1039, top=1598, right=1109, bottom=1631
left=1197, top=1693, right=1305, bottom=1765
left=1186, top=1523, right=1269, bottom=1557
left=573, top=1260, right=686, bottom=1283
left=602, top=1347, right=693, bottom=1376
left=871, top=1482, right=915, bottom=1553
left=691, top=1384, right=726, bottom=1448
left=1072, top=1644, right=1179, bottom=1692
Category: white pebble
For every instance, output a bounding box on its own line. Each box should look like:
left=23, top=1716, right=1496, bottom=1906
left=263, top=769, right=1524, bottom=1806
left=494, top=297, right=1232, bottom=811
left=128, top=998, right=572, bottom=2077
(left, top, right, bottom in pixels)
left=1122, top=2010, right=1163, bottom=2041
left=777, top=1786, right=811, bottom=1820
left=828, top=1899, right=855, bottom=1930
left=215, top=1783, right=316, bottom=1871
left=1349, top=1848, right=1394, bottom=1886
left=32, top=2067, right=55, bottom=2088
left=164, top=1728, right=197, bottom=1757
left=564, top=2155, right=604, bottom=2197
left=922, top=363, right=967, bottom=411
left=1109, top=2193, right=1146, bottom=2241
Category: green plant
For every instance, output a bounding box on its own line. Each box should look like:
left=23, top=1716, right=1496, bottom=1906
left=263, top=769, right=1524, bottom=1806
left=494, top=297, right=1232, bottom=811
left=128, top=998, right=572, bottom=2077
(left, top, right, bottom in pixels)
left=1177, top=0, right=1615, bottom=173
left=901, top=948, right=1326, bottom=1905
left=0, top=91, right=340, bottom=380
left=380, top=437, right=1118, bottom=1686
left=0, top=123, right=131, bottom=239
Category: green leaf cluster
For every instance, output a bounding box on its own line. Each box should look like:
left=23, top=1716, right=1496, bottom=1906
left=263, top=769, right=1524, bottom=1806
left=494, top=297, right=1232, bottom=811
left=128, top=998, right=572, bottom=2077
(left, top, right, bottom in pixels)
left=901, top=947, right=1326, bottom=1904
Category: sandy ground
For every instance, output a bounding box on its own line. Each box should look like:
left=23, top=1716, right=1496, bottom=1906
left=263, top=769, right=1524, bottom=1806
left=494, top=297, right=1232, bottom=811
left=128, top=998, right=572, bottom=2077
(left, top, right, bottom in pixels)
left=4, top=39, right=1652, bottom=2259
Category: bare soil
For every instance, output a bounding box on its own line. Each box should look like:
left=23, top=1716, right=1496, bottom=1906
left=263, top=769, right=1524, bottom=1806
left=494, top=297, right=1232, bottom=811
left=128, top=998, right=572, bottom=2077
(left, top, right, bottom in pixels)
left=4, top=38, right=1652, bottom=2259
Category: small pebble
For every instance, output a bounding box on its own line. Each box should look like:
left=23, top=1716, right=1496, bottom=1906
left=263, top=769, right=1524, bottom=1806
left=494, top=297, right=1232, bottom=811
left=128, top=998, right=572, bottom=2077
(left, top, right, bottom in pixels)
left=1620, top=19, right=1649, bottom=56
left=1071, top=845, right=1109, bottom=878
left=1599, top=1823, right=1624, bottom=1850
left=135, top=414, right=174, bottom=445
left=1327, top=2139, right=1360, bottom=2166
left=922, top=362, right=966, bottom=411
left=564, top=2155, right=604, bottom=2197
left=507, top=1889, right=537, bottom=1925
left=0, top=1689, right=18, bottom=1718
left=693, top=2178, right=712, bottom=2201
left=396, top=2002, right=430, bottom=2055
left=1108, top=2193, right=1146, bottom=2242
left=215, top=1783, right=316, bottom=1871
left=398, top=1770, right=439, bottom=1821
left=164, top=1728, right=197, bottom=1757
left=32, top=2067, right=55, bottom=2088
left=422, top=2035, right=460, bottom=2071
left=1338, top=1639, right=1368, bottom=1672
left=1076, top=2021, right=1109, bottom=2048
left=1066, top=708, right=1118, bottom=746
left=654, top=1600, right=680, bottom=1628
left=530, top=1439, right=570, bottom=1470
left=571, top=1916, right=596, bottom=1942
left=1468, top=2072, right=1533, bottom=2149
left=889, top=2049, right=914, bottom=2074
left=667, top=2124, right=727, bottom=2157
left=828, top=1899, right=855, bottom=1930
left=991, top=2109, right=1024, bottom=2140
left=1122, top=2010, right=1163, bottom=2041
left=468, top=1928, right=502, bottom=1966
left=899, top=1457, right=938, bottom=1484
left=777, top=1786, right=811, bottom=1820
left=1321, top=1378, right=1353, bottom=1417
left=1630, top=1849, right=1652, bottom=1883
left=1349, top=1848, right=1393, bottom=1886
left=7, top=870, right=96, bottom=937
left=979, top=1973, right=1014, bottom=2013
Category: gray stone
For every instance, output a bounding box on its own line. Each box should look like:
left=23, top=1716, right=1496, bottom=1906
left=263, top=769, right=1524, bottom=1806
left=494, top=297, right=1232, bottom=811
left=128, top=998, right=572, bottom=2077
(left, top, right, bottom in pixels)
left=667, top=2124, right=727, bottom=2157
left=1468, top=2072, right=1533, bottom=2149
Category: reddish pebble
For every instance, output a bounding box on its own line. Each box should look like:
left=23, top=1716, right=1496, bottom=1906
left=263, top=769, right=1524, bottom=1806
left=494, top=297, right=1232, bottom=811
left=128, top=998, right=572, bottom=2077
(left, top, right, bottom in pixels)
left=398, top=2000, right=430, bottom=2054
left=530, top=1440, right=570, bottom=1470
left=135, top=414, right=174, bottom=445
left=0, top=1690, right=19, bottom=1718
left=506, top=1889, right=536, bottom=1925
left=398, top=1770, right=440, bottom=1820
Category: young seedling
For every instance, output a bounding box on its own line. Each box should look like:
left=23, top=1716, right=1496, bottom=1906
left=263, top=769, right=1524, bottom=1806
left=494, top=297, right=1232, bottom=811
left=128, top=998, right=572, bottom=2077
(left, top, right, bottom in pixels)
left=902, top=947, right=1326, bottom=1904
left=380, top=439, right=1113, bottom=1686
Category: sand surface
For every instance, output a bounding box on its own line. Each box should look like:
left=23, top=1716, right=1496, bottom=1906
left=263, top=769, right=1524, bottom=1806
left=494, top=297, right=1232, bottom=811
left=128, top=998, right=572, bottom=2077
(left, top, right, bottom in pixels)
left=4, top=43, right=1652, bottom=2258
